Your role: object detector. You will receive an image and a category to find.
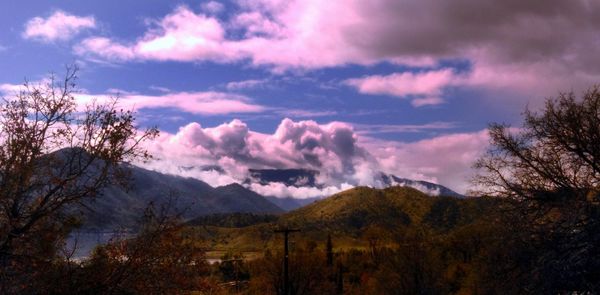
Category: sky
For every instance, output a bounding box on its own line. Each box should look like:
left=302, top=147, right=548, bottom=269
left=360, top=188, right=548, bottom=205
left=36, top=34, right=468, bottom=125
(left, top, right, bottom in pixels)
left=1, top=0, right=599, bottom=197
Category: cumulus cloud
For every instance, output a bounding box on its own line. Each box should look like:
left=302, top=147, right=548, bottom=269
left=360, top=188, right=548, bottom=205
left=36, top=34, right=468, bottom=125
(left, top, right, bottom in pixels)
left=0, top=78, right=484, bottom=196
left=76, top=6, right=236, bottom=63
left=23, top=10, right=96, bottom=42
left=138, top=118, right=487, bottom=197
left=74, top=2, right=367, bottom=68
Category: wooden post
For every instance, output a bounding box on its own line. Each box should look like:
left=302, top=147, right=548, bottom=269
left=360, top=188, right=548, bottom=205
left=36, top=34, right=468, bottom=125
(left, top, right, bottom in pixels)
left=274, top=228, right=300, bottom=295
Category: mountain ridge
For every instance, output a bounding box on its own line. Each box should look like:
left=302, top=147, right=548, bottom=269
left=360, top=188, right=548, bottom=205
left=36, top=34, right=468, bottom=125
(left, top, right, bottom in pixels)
left=76, top=163, right=284, bottom=231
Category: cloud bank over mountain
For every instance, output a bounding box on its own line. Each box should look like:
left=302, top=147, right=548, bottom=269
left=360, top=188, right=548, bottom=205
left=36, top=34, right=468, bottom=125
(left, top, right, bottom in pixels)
left=140, top=118, right=488, bottom=198
left=10, top=0, right=595, bottom=199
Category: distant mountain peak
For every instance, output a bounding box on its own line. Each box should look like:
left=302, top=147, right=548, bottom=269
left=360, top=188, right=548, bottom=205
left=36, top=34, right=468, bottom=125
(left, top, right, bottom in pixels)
left=378, top=173, right=464, bottom=198
left=216, top=182, right=248, bottom=191
left=246, top=168, right=320, bottom=188
left=243, top=168, right=463, bottom=199
left=177, top=165, right=226, bottom=174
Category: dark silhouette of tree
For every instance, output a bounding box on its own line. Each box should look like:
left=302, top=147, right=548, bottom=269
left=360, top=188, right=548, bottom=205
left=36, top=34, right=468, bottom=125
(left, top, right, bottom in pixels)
left=474, top=86, right=600, bottom=292
left=25, top=201, right=217, bottom=294
left=0, top=66, right=158, bottom=293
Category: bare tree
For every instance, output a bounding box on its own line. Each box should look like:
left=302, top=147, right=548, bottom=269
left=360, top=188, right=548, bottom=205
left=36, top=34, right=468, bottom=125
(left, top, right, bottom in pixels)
left=0, top=66, right=158, bottom=291
left=473, top=86, right=600, bottom=292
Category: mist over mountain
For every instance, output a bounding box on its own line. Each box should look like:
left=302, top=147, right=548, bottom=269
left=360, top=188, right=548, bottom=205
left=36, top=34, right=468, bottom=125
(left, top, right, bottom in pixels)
left=244, top=168, right=464, bottom=202
left=377, top=173, right=464, bottom=198
left=150, top=165, right=464, bottom=210
left=76, top=163, right=463, bottom=230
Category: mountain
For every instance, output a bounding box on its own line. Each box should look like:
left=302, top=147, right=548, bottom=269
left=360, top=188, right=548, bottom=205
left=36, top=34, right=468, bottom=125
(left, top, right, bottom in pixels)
left=74, top=160, right=463, bottom=229
left=264, top=196, right=321, bottom=211
left=280, top=186, right=484, bottom=232
left=378, top=173, right=464, bottom=197
left=186, top=212, right=279, bottom=228
left=76, top=163, right=283, bottom=231
left=212, top=183, right=283, bottom=213
left=246, top=168, right=320, bottom=187
left=242, top=168, right=464, bottom=211
left=189, top=186, right=499, bottom=252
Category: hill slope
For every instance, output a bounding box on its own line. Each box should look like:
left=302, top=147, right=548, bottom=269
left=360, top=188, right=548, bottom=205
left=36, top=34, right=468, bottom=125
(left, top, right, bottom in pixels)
left=190, top=186, right=499, bottom=252
left=279, top=186, right=489, bottom=232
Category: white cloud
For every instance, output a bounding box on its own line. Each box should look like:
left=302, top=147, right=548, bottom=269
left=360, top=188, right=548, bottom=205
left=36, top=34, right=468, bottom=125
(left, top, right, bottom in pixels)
left=74, top=37, right=135, bottom=61
left=76, top=91, right=266, bottom=115
left=225, top=79, right=268, bottom=90
left=365, top=130, right=490, bottom=194
left=71, top=1, right=600, bottom=104
left=201, top=1, right=225, bottom=14
left=344, top=69, right=460, bottom=106
left=137, top=118, right=486, bottom=197
left=1, top=81, right=265, bottom=116
left=23, top=10, right=96, bottom=42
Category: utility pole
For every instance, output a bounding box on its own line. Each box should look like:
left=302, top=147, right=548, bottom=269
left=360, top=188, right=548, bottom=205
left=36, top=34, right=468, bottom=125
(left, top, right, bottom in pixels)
left=274, top=228, right=300, bottom=295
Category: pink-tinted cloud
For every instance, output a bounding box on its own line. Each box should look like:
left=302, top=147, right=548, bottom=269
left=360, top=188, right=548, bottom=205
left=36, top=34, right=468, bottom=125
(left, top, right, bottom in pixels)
left=365, top=130, right=490, bottom=194
left=0, top=82, right=23, bottom=93
left=225, top=79, right=269, bottom=90
left=134, top=7, right=234, bottom=62
left=1, top=80, right=265, bottom=116
left=141, top=118, right=375, bottom=196
left=72, top=1, right=600, bottom=103
left=138, top=118, right=485, bottom=197
left=23, top=10, right=96, bottom=42
left=74, top=37, right=136, bottom=61
left=201, top=1, right=225, bottom=15
left=411, top=97, right=445, bottom=107
left=73, top=3, right=373, bottom=68
left=275, top=109, right=337, bottom=118
left=76, top=7, right=238, bottom=63
left=76, top=90, right=265, bottom=115
left=345, top=69, right=459, bottom=106
left=352, top=122, right=456, bottom=135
